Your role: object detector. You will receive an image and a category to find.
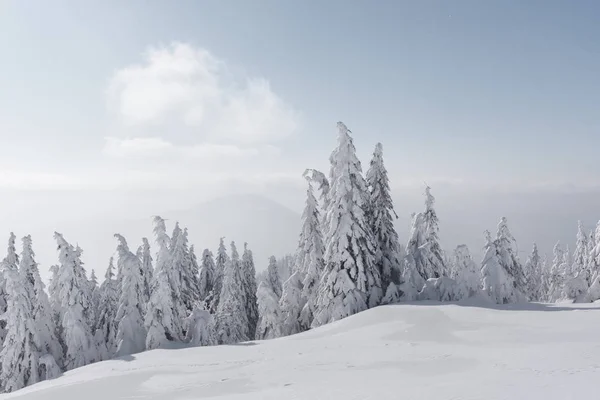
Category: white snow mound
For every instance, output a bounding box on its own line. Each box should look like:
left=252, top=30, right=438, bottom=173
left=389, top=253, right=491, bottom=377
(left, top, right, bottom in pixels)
left=4, top=301, right=600, bottom=400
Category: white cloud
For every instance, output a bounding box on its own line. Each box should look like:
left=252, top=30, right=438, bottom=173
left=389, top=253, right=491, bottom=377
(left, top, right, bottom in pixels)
left=107, top=42, right=300, bottom=144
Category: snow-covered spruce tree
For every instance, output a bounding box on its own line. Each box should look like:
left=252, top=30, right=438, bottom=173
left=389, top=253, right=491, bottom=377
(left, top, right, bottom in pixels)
left=145, top=216, right=183, bottom=349
left=19, top=235, right=62, bottom=371
left=293, top=180, right=324, bottom=331
left=189, top=243, right=201, bottom=298
left=241, top=243, right=259, bottom=340
left=403, top=212, right=428, bottom=297
left=208, top=237, right=228, bottom=313
left=587, top=224, right=599, bottom=284
left=53, top=232, right=98, bottom=370
left=47, top=264, right=63, bottom=353
left=366, top=143, right=404, bottom=303
left=481, top=230, right=519, bottom=304
left=280, top=270, right=305, bottom=336
left=95, top=257, right=119, bottom=360
left=184, top=304, right=216, bottom=346
left=312, top=122, right=382, bottom=327
left=303, top=168, right=331, bottom=220
left=572, top=222, right=588, bottom=282
left=539, top=254, right=552, bottom=301
left=449, top=244, right=480, bottom=298
left=421, top=186, right=446, bottom=279
left=0, top=255, right=40, bottom=393
left=256, top=281, right=283, bottom=340
left=523, top=243, right=542, bottom=301
left=495, top=217, right=526, bottom=298
left=547, top=242, right=565, bottom=302
left=172, top=227, right=198, bottom=314
left=266, top=256, right=283, bottom=299
left=113, top=234, right=147, bottom=357
left=138, top=237, right=154, bottom=304
left=198, top=248, right=216, bottom=304
left=88, top=269, right=101, bottom=334
left=215, top=242, right=249, bottom=344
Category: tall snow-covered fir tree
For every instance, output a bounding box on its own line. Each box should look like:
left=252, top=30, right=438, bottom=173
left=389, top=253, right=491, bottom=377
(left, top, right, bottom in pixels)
left=189, top=243, right=201, bottom=299
left=546, top=241, right=567, bottom=302
left=113, top=234, right=147, bottom=357
left=523, top=243, right=542, bottom=301
left=495, top=217, right=526, bottom=298
left=266, top=256, right=283, bottom=299
left=215, top=242, right=249, bottom=344
left=295, top=180, right=324, bottom=330
left=279, top=269, right=305, bottom=336
left=19, top=235, right=62, bottom=370
left=138, top=237, right=154, bottom=304
left=53, top=232, right=98, bottom=370
left=572, top=221, right=588, bottom=281
left=95, top=257, right=119, bottom=360
left=241, top=243, right=259, bottom=340
left=256, top=281, right=283, bottom=340
left=404, top=211, right=428, bottom=295
left=209, top=237, right=228, bottom=313
left=172, top=227, right=198, bottom=314
left=312, top=122, right=382, bottom=327
left=481, top=230, right=519, bottom=304
left=422, top=186, right=446, bottom=279
left=449, top=244, right=480, bottom=298
left=199, top=248, right=216, bottom=304
left=146, top=216, right=183, bottom=349
left=0, top=251, right=40, bottom=393
left=366, top=143, right=403, bottom=303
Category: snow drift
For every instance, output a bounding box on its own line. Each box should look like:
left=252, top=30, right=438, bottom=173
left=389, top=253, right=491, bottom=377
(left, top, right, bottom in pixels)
left=4, top=301, right=600, bottom=400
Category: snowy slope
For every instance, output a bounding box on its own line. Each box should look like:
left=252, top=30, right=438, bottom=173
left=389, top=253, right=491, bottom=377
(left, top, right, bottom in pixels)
left=5, top=301, right=600, bottom=400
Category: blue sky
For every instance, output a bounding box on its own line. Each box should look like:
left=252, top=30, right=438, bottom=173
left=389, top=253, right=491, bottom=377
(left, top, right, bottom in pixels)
left=2, top=0, right=599, bottom=185
left=1, top=1, right=599, bottom=273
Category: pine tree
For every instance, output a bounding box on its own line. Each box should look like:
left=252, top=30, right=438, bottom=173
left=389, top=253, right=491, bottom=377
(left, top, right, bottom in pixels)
left=53, top=232, right=97, bottom=370
left=209, top=237, right=228, bottom=313
left=184, top=305, right=216, bottom=346
left=449, top=244, right=480, bottom=297
left=295, top=180, right=324, bottom=330
left=256, top=281, right=283, bottom=340
left=280, top=270, right=305, bottom=336
left=241, top=243, right=259, bottom=340
left=266, top=256, right=283, bottom=299
left=312, top=122, right=382, bottom=327
left=540, top=254, right=552, bottom=301
left=215, top=242, right=249, bottom=344
left=404, top=211, right=428, bottom=294
left=423, top=186, right=446, bottom=279
left=366, top=143, right=403, bottom=301
left=198, top=248, right=216, bottom=304
left=572, top=222, right=588, bottom=282
left=0, top=255, right=40, bottom=393
left=138, top=237, right=154, bottom=304
left=481, top=230, right=519, bottom=304
left=19, top=235, right=62, bottom=371
left=495, top=217, right=526, bottom=298
left=523, top=243, right=542, bottom=301
left=95, top=257, right=119, bottom=359
left=145, top=217, right=183, bottom=349
left=547, top=241, right=565, bottom=302
left=172, top=227, right=198, bottom=314
left=113, top=234, right=147, bottom=357
left=88, top=269, right=101, bottom=334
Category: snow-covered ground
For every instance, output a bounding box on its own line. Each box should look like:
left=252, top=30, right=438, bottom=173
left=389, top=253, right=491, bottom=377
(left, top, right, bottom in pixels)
left=4, top=301, right=600, bottom=400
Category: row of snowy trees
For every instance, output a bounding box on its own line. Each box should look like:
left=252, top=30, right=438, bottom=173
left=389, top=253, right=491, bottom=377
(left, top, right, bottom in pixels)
left=0, top=216, right=267, bottom=392
left=256, top=121, right=600, bottom=341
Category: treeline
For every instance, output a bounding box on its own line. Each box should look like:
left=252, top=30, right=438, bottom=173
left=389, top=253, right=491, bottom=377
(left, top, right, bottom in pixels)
left=0, top=121, right=599, bottom=393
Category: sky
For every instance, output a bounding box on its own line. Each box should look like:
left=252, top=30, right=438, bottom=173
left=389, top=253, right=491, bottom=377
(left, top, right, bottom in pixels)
left=1, top=0, right=599, bottom=276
